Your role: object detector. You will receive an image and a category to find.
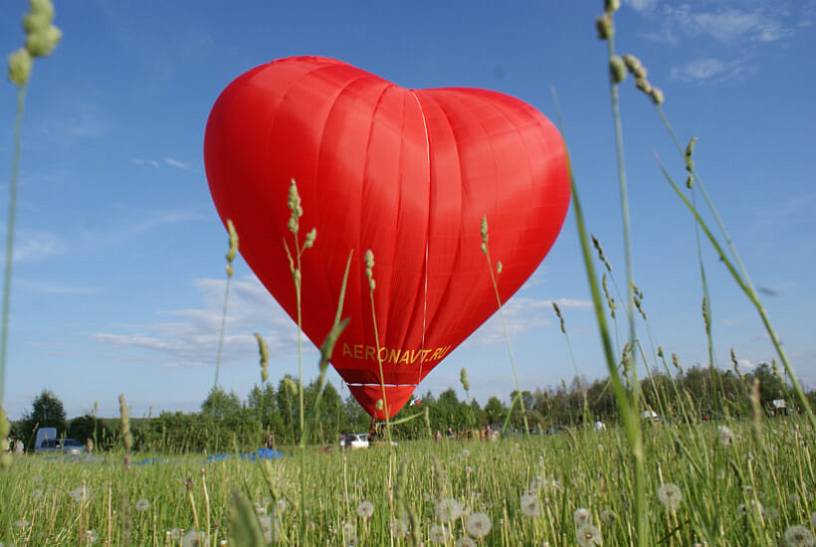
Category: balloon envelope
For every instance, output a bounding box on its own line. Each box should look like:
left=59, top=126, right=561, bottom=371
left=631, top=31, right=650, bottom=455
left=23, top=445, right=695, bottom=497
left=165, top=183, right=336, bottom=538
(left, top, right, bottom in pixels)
left=204, top=56, right=570, bottom=419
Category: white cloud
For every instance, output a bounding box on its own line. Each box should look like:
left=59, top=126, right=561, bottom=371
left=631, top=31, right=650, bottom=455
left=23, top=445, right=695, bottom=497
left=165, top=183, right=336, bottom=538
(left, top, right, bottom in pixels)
left=625, top=0, right=658, bottom=13
left=473, top=296, right=591, bottom=345
left=13, top=230, right=66, bottom=262
left=93, top=276, right=300, bottom=369
left=642, top=3, right=800, bottom=46
left=164, top=157, right=191, bottom=170
left=669, top=57, right=752, bottom=83
left=16, top=279, right=100, bottom=295
left=131, top=158, right=160, bottom=168
left=130, top=157, right=193, bottom=170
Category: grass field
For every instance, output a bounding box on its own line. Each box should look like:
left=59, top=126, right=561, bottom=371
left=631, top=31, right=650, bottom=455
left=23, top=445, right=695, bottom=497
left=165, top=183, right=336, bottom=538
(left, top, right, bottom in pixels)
left=2, top=418, right=815, bottom=546
left=3, top=2, right=816, bottom=546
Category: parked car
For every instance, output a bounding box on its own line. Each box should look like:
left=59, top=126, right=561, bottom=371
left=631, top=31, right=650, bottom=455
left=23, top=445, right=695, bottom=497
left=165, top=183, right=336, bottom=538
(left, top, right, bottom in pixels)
left=61, top=438, right=85, bottom=456
left=339, top=433, right=369, bottom=449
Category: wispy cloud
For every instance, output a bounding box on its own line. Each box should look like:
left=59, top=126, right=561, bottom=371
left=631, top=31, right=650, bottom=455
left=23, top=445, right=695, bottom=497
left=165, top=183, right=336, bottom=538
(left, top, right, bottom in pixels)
left=669, top=57, right=753, bottom=83
left=640, top=3, right=803, bottom=47
left=13, top=230, right=66, bottom=262
left=625, top=0, right=658, bottom=14
left=16, top=279, right=100, bottom=295
left=474, top=296, right=591, bottom=345
left=93, top=276, right=299, bottom=368
left=131, top=157, right=193, bottom=171
left=131, top=158, right=160, bottom=168
left=164, top=157, right=191, bottom=170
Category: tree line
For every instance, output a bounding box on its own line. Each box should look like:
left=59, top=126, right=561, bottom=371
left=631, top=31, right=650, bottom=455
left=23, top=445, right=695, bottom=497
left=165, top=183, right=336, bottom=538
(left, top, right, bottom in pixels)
left=9, top=363, right=815, bottom=453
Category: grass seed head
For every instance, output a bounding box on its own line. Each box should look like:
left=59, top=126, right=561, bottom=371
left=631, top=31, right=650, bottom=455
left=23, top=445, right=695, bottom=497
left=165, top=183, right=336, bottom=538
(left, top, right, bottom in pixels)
left=460, top=368, right=470, bottom=393
left=623, top=54, right=647, bottom=79
left=303, top=227, right=316, bottom=249
left=287, top=179, right=302, bottom=234
left=596, top=13, right=613, bottom=40
left=254, top=332, right=269, bottom=382
left=25, top=25, right=61, bottom=58
left=649, top=86, right=665, bottom=105
left=605, top=0, right=620, bottom=13
left=365, top=249, right=376, bottom=290
left=610, top=55, right=627, bottom=84
left=7, top=48, right=32, bottom=86
left=635, top=77, right=652, bottom=96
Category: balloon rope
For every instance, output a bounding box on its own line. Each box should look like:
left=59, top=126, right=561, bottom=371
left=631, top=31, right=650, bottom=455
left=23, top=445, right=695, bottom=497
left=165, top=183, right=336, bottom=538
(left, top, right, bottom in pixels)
left=417, top=242, right=429, bottom=387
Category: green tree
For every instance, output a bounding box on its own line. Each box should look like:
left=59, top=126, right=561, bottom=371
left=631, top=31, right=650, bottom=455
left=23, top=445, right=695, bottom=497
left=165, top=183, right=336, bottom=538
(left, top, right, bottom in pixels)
left=21, top=389, right=67, bottom=445
left=201, top=386, right=242, bottom=419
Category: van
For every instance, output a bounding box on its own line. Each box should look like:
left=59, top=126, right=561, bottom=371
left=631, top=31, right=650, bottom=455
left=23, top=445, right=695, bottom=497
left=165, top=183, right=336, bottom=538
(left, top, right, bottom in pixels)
left=34, top=427, right=58, bottom=453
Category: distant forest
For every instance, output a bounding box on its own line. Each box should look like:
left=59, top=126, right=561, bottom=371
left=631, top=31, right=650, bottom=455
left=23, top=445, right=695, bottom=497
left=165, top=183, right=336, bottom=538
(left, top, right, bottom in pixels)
left=9, top=362, right=815, bottom=452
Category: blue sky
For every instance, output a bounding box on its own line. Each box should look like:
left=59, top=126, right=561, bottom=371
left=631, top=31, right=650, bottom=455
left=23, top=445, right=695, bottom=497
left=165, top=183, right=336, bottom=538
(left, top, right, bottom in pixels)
left=0, top=0, right=814, bottom=418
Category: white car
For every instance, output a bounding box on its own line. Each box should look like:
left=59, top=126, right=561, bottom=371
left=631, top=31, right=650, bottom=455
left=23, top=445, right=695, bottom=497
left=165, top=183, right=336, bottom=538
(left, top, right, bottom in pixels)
left=340, top=433, right=369, bottom=449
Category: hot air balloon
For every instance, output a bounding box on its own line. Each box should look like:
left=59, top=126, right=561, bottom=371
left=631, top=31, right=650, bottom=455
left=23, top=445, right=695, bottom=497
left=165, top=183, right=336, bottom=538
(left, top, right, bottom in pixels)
left=204, top=56, right=570, bottom=420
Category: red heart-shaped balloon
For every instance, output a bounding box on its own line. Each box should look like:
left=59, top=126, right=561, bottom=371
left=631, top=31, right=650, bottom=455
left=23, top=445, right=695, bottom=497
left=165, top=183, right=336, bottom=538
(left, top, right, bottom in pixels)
left=204, top=56, right=570, bottom=419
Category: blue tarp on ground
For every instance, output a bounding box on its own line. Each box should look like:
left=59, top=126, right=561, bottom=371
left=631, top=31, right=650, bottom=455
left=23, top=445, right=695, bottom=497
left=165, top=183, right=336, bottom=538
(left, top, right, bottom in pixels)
left=207, top=448, right=284, bottom=463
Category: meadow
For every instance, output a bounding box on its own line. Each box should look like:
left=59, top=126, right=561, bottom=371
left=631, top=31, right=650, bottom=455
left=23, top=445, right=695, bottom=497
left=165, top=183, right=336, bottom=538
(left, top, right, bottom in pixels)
left=0, top=418, right=814, bottom=546
left=3, top=1, right=816, bottom=546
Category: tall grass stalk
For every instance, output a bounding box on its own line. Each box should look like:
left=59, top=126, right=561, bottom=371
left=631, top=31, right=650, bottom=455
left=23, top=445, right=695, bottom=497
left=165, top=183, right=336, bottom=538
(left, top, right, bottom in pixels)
left=0, top=87, right=25, bottom=411
left=480, top=216, right=529, bottom=435
left=213, top=220, right=238, bottom=389
left=364, top=250, right=392, bottom=443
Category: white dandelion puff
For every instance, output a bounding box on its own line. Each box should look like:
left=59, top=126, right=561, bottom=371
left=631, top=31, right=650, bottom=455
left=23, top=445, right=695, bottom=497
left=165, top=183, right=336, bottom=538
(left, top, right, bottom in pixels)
left=657, top=483, right=682, bottom=511
left=465, top=512, right=492, bottom=538
left=574, top=508, right=592, bottom=527
left=390, top=517, right=409, bottom=537
left=718, top=425, right=734, bottom=445
left=784, top=526, right=816, bottom=547
left=84, top=530, right=99, bottom=545
left=182, top=530, right=209, bottom=547
left=357, top=500, right=375, bottom=519
left=436, top=498, right=464, bottom=522
left=69, top=485, right=91, bottom=503
left=576, top=524, right=603, bottom=546
left=342, top=522, right=357, bottom=545
left=135, top=498, right=150, bottom=512
left=430, top=525, right=451, bottom=544
left=521, top=491, right=541, bottom=518
left=455, top=537, right=477, bottom=547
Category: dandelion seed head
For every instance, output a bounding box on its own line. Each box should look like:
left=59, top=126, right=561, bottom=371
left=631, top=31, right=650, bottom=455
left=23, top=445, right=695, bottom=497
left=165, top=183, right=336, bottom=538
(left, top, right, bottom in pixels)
left=436, top=498, right=464, bottom=523
left=784, top=525, right=815, bottom=547
left=576, top=524, right=603, bottom=546
left=455, top=537, right=477, bottom=547
left=390, top=517, right=409, bottom=537
left=181, top=530, right=209, bottom=547
left=574, top=508, right=592, bottom=527
left=600, top=509, right=617, bottom=524
left=430, top=524, right=451, bottom=544
left=718, top=425, right=734, bottom=445
left=521, top=491, right=541, bottom=518
left=465, top=511, right=492, bottom=538
left=356, top=500, right=375, bottom=519
left=135, top=498, right=150, bottom=512
left=85, top=529, right=99, bottom=545
left=657, top=483, right=682, bottom=511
